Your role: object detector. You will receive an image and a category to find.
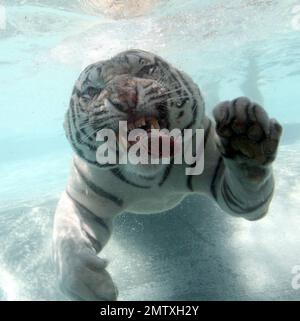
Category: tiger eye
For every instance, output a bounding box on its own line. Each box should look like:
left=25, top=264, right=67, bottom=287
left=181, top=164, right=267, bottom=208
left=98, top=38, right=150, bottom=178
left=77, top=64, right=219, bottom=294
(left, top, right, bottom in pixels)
left=149, top=67, right=155, bottom=74
left=87, top=87, right=99, bottom=97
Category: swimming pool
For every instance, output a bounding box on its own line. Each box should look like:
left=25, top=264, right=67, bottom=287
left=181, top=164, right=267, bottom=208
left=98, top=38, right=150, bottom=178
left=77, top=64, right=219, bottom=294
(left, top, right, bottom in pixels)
left=0, top=0, right=300, bottom=300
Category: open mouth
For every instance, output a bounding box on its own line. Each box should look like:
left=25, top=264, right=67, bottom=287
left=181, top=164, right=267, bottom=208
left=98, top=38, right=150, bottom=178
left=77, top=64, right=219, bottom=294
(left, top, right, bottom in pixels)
left=127, top=116, right=161, bottom=138
left=117, top=116, right=177, bottom=159
left=118, top=116, right=161, bottom=147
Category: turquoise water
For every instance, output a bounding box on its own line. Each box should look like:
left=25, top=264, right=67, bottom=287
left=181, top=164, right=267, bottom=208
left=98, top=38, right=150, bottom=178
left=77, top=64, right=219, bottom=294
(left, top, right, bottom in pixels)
left=0, top=0, right=300, bottom=300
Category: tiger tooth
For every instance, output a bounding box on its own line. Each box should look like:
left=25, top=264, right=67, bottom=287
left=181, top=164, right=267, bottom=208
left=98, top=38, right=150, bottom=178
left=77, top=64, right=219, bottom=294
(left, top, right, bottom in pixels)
left=136, top=117, right=145, bottom=127
left=135, top=117, right=146, bottom=128
left=151, top=118, right=160, bottom=129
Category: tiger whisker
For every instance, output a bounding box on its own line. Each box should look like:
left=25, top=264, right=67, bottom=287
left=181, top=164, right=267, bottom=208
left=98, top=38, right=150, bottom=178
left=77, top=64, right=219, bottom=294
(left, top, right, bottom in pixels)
left=78, top=119, right=102, bottom=131
left=156, top=73, right=182, bottom=89
left=156, top=73, right=173, bottom=85
left=146, top=95, right=192, bottom=108
left=86, top=120, right=118, bottom=139
left=78, top=117, right=94, bottom=124
left=165, top=95, right=192, bottom=101
left=85, top=131, right=97, bottom=140
left=78, top=123, right=96, bottom=131
left=147, top=88, right=184, bottom=101
left=156, top=79, right=181, bottom=91
left=90, top=115, right=121, bottom=127
left=160, top=88, right=184, bottom=96
left=83, top=127, right=100, bottom=140
left=92, top=118, right=123, bottom=132
left=148, top=85, right=190, bottom=103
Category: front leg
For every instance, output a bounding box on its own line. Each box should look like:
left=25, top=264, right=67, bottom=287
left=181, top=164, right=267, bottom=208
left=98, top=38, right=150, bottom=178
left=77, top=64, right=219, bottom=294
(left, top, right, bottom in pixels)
left=53, top=192, right=118, bottom=300
left=212, top=97, right=282, bottom=220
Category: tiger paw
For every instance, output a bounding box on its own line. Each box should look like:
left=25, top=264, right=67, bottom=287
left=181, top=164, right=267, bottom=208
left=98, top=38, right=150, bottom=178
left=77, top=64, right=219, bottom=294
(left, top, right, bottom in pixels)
left=57, top=247, right=118, bottom=301
left=213, top=97, right=282, bottom=167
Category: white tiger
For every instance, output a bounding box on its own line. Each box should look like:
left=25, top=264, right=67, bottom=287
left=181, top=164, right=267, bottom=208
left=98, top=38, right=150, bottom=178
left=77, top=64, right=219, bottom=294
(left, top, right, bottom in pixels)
left=53, top=49, right=282, bottom=300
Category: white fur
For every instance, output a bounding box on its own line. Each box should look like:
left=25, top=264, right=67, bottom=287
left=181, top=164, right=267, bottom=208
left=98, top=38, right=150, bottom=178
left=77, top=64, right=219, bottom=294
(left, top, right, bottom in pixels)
left=53, top=50, right=277, bottom=301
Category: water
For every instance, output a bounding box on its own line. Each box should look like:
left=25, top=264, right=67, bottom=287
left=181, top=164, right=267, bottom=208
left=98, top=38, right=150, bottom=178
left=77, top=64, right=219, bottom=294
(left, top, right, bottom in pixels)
left=0, top=0, right=300, bottom=300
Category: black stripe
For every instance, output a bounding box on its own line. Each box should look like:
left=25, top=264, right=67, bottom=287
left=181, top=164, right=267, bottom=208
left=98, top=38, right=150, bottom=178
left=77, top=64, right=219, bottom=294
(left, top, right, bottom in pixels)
left=204, top=119, right=212, bottom=147
left=112, top=103, right=126, bottom=114
left=110, top=168, right=152, bottom=189
left=75, top=132, right=97, bottom=151
left=156, top=58, right=182, bottom=95
left=74, top=97, right=94, bottom=143
left=123, top=54, right=130, bottom=64
left=66, top=190, right=111, bottom=234
left=177, top=111, right=184, bottom=119
left=143, top=82, right=154, bottom=90
left=157, top=103, right=170, bottom=130
left=68, top=101, right=115, bottom=169
left=73, top=163, right=123, bottom=207
left=137, top=173, right=158, bottom=181
left=148, top=95, right=163, bottom=104
left=91, top=109, right=108, bottom=118
left=175, top=71, right=195, bottom=104
left=184, top=99, right=197, bottom=130
left=222, top=181, right=274, bottom=215
left=157, top=60, right=197, bottom=131
left=175, top=70, right=199, bottom=130
left=158, top=163, right=173, bottom=186
left=83, top=157, right=116, bottom=169
left=90, top=114, right=121, bottom=127
left=70, top=103, right=97, bottom=151
left=71, top=91, right=86, bottom=113
left=96, top=65, right=103, bottom=76
left=175, top=70, right=194, bottom=97
left=66, top=192, right=110, bottom=254
left=66, top=109, right=85, bottom=158
left=222, top=180, right=246, bottom=211
left=90, top=122, right=113, bottom=134
left=79, top=126, right=94, bottom=142
left=83, top=230, right=103, bottom=253
left=210, top=157, right=224, bottom=200
left=72, top=87, right=81, bottom=97
left=82, top=63, right=95, bottom=77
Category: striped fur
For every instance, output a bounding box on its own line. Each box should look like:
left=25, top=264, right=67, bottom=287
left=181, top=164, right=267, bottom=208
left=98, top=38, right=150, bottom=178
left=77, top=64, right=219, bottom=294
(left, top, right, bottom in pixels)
left=53, top=49, right=278, bottom=301
left=64, top=49, right=205, bottom=172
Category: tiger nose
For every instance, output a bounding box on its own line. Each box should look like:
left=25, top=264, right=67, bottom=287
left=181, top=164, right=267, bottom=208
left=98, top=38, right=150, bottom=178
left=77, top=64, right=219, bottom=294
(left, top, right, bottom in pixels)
left=128, top=91, right=138, bottom=106
left=118, top=89, right=138, bottom=110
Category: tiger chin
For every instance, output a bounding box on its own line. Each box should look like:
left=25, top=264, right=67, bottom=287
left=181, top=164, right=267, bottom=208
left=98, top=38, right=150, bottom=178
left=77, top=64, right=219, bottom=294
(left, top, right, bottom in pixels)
left=53, top=49, right=282, bottom=301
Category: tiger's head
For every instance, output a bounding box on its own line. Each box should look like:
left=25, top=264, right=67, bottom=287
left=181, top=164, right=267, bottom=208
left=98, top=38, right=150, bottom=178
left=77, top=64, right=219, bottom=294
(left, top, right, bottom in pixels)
left=65, top=49, right=205, bottom=176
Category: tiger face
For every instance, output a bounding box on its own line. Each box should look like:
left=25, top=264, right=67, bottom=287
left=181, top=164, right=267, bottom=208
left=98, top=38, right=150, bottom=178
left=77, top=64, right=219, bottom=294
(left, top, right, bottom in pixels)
left=65, top=50, right=205, bottom=175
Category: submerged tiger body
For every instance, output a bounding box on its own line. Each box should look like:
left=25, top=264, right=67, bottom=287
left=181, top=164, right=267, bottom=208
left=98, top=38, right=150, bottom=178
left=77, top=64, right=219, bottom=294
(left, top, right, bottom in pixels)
left=53, top=50, right=282, bottom=300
